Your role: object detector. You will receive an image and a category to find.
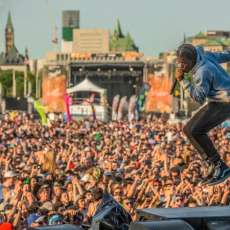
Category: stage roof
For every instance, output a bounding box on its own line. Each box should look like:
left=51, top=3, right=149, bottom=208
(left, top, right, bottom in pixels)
left=67, top=77, right=106, bottom=94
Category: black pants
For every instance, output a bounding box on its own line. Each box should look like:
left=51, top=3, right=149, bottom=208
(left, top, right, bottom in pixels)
left=183, top=102, right=230, bottom=163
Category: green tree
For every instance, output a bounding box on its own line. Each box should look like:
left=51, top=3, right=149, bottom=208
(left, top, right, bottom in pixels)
left=15, top=73, right=24, bottom=97
left=0, top=70, right=36, bottom=97
left=28, top=71, right=36, bottom=97
left=0, top=70, right=13, bottom=96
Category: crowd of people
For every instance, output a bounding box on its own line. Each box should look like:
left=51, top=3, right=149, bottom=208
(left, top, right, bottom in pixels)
left=0, top=112, right=229, bottom=229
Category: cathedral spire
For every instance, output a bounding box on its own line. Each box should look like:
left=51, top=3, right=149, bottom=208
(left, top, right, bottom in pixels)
left=6, top=11, right=13, bottom=29
left=5, top=11, right=15, bottom=54
left=114, top=19, right=124, bottom=38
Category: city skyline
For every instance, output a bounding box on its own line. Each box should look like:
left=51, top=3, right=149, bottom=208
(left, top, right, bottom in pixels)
left=1, top=0, right=230, bottom=59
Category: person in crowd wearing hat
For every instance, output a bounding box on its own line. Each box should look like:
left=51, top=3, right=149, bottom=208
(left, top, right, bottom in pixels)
left=2, top=171, right=17, bottom=207
left=176, top=43, right=230, bottom=185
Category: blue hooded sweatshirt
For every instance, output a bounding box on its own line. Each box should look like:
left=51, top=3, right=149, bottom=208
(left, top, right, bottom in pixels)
left=180, top=46, right=230, bottom=104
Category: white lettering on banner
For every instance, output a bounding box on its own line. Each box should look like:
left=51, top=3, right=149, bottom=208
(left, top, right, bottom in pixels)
left=70, top=105, right=91, bottom=115
left=69, top=105, right=107, bottom=121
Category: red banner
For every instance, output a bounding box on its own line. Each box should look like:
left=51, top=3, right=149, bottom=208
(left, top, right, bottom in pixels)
left=42, top=75, right=66, bottom=112
left=145, top=74, right=172, bottom=113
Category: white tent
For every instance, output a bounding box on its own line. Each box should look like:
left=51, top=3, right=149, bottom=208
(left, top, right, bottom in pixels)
left=67, top=78, right=106, bottom=94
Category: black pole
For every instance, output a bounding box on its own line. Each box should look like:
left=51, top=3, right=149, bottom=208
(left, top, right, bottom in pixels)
left=170, top=79, right=177, bottom=95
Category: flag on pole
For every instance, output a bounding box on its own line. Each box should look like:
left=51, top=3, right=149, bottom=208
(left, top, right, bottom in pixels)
left=135, top=83, right=150, bottom=120
left=112, top=95, right=120, bottom=121
left=91, top=103, right=96, bottom=121
left=64, top=93, right=72, bottom=123
left=84, top=93, right=96, bottom=121
left=128, top=95, right=137, bottom=121
left=52, top=26, right=58, bottom=44
left=117, top=96, right=128, bottom=121
left=89, top=93, right=96, bottom=121
left=34, top=100, right=48, bottom=125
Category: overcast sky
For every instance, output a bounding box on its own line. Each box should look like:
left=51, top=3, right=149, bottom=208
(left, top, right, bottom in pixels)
left=1, top=0, right=230, bottom=59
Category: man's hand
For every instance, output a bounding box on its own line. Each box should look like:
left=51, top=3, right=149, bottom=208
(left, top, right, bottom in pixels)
left=175, top=68, right=185, bottom=82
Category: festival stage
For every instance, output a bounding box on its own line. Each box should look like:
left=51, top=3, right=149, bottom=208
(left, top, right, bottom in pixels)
left=135, top=206, right=230, bottom=230
left=138, top=206, right=230, bottom=220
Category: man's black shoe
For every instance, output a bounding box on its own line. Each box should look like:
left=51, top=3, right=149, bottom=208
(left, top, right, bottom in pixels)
left=207, top=162, right=230, bottom=186
left=201, top=163, right=215, bottom=185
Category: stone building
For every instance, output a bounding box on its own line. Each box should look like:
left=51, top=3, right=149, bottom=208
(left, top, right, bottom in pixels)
left=110, top=19, right=139, bottom=52
left=0, top=12, right=29, bottom=101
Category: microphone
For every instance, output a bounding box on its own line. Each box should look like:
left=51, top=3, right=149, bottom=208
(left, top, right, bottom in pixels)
left=170, top=63, right=184, bottom=95
left=170, top=79, right=178, bottom=95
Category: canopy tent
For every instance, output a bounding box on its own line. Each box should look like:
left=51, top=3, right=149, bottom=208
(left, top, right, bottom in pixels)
left=67, top=78, right=106, bottom=94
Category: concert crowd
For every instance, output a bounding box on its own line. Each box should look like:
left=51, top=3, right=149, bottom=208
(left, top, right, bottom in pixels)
left=0, top=113, right=229, bottom=229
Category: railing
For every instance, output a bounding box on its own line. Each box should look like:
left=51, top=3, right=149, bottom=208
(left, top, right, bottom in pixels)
left=70, top=98, right=101, bottom=105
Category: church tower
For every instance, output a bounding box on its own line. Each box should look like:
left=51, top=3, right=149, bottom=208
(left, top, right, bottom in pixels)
left=5, top=11, right=15, bottom=54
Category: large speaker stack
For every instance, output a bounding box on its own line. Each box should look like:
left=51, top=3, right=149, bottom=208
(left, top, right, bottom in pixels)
left=129, top=220, right=194, bottom=230
left=131, top=206, right=230, bottom=230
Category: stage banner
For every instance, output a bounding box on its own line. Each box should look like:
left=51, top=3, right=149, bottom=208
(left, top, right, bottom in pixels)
left=64, top=93, right=72, bottom=123
left=34, top=100, right=48, bottom=126
left=42, top=71, right=66, bottom=113
left=112, top=95, right=120, bottom=121
left=145, top=74, right=172, bottom=113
